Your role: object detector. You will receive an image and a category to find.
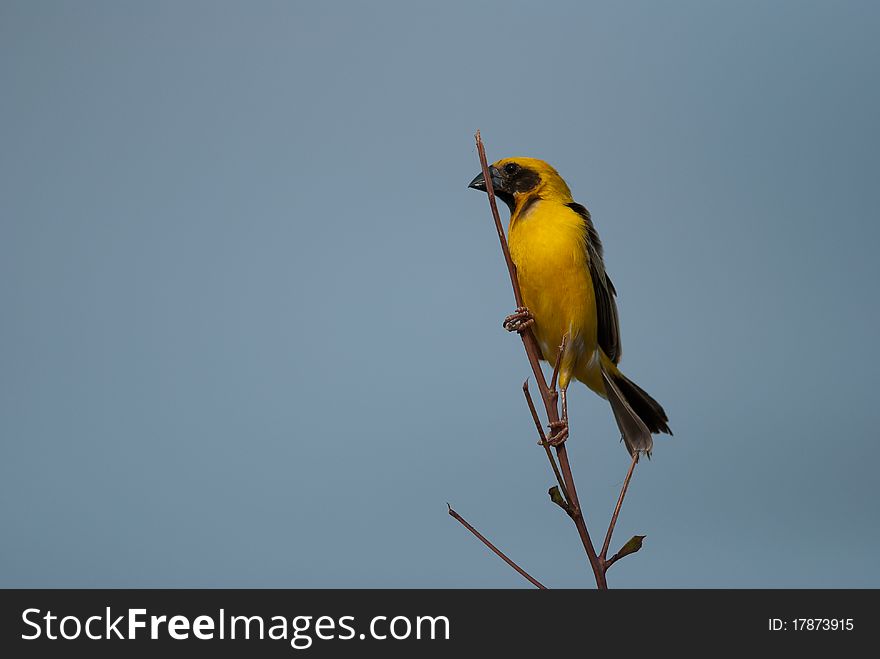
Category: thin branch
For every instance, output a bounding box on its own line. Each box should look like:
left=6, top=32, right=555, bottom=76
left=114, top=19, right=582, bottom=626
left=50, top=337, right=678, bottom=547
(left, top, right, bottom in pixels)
left=474, top=131, right=607, bottom=590
left=475, top=130, right=525, bottom=308
left=448, top=505, right=547, bottom=589
left=556, top=449, right=607, bottom=588
left=523, top=379, right=569, bottom=506
left=522, top=379, right=548, bottom=443
left=600, top=453, right=639, bottom=561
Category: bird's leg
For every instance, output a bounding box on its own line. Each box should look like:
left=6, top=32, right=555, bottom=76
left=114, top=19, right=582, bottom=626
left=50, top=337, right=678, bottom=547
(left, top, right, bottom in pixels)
left=544, top=388, right=569, bottom=447
left=550, top=334, right=569, bottom=397
left=503, top=306, right=535, bottom=333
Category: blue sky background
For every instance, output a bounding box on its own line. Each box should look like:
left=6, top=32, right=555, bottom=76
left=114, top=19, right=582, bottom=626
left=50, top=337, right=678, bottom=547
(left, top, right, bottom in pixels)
left=2, top=1, right=878, bottom=587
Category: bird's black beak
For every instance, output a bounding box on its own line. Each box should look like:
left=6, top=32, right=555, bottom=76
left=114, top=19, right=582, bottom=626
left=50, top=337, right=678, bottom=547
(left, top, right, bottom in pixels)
left=467, top=166, right=503, bottom=193
left=468, top=171, right=486, bottom=191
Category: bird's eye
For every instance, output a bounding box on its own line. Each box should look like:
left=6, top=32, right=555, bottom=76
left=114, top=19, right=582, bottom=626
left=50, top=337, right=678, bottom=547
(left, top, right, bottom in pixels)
left=503, top=163, right=520, bottom=176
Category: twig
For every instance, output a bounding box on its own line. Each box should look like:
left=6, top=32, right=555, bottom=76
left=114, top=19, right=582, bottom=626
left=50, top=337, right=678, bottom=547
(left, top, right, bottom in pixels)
left=600, top=452, right=639, bottom=561
left=448, top=504, right=547, bottom=589
left=474, top=131, right=607, bottom=590
left=523, top=380, right=569, bottom=507
left=475, top=131, right=525, bottom=308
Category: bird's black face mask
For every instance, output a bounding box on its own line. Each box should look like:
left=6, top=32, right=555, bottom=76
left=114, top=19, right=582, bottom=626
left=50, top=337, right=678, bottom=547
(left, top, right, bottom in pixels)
left=468, top=163, right=541, bottom=212
left=468, top=166, right=515, bottom=211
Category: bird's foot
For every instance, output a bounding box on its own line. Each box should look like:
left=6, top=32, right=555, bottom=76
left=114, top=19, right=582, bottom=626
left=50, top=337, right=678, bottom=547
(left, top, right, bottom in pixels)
left=503, top=307, right=535, bottom=333
left=541, top=419, right=569, bottom=447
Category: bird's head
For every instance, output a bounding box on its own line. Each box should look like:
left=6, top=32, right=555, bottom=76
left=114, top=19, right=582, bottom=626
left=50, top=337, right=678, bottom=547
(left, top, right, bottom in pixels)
left=468, top=157, right=572, bottom=212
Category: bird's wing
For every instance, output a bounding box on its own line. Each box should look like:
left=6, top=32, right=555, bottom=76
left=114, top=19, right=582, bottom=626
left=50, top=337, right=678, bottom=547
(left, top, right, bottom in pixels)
left=566, top=202, right=622, bottom=363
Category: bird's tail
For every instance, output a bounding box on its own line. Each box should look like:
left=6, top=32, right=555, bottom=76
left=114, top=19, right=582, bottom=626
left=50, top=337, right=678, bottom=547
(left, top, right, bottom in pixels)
left=600, top=362, right=671, bottom=458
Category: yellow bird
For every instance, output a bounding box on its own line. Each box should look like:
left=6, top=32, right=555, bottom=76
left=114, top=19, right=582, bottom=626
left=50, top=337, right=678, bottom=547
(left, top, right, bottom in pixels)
left=469, top=157, right=671, bottom=456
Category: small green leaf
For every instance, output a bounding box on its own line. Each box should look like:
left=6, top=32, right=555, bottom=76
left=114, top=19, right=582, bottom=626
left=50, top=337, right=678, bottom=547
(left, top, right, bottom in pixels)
left=616, top=535, right=646, bottom=559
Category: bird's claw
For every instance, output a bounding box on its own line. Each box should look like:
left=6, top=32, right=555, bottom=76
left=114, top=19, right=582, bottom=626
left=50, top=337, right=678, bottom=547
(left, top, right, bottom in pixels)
left=503, top=307, right=535, bottom=333
left=541, top=419, right=569, bottom=447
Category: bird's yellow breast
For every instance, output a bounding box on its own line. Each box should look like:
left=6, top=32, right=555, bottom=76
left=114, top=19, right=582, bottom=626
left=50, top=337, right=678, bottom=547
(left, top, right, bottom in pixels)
left=508, top=201, right=598, bottom=388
